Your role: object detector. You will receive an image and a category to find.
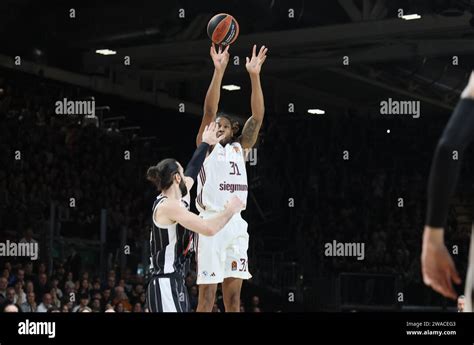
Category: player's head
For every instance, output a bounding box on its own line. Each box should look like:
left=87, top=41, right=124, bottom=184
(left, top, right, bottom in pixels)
left=216, top=114, right=240, bottom=146
left=457, top=295, right=465, bottom=312
left=146, top=158, right=188, bottom=197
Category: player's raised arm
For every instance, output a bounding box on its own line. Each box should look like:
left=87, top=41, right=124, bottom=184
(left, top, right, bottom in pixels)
left=240, top=44, right=268, bottom=149
left=158, top=196, right=244, bottom=236
left=184, top=122, right=225, bottom=191
left=196, top=45, right=230, bottom=147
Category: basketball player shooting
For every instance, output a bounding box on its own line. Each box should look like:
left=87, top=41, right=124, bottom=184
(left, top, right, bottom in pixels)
left=145, top=123, right=244, bottom=312
left=422, top=72, right=474, bottom=309
left=194, top=44, right=268, bottom=312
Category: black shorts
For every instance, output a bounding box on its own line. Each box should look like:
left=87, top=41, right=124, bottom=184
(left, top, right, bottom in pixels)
left=146, top=272, right=190, bottom=312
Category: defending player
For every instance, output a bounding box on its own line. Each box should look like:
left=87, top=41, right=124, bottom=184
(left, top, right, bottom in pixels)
left=145, top=123, right=244, bottom=312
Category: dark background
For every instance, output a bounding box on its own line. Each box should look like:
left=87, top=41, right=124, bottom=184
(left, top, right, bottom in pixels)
left=1, top=0, right=474, bottom=312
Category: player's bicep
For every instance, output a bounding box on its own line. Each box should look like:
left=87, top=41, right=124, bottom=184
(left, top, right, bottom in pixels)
left=239, top=116, right=262, bottom=149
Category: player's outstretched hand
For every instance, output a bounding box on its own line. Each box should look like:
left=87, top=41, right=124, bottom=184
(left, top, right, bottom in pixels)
left=210, top=44, right=230, bottom=73
left=202, top=122, right=225, bottom=146
left=421, top=226, right=461, bottom=300
left=225, top=195, right=244, bottom=214
left=246, top=44, right=268, bottom=75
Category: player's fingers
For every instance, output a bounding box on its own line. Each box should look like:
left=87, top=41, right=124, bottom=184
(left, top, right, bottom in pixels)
left=444, top=271, right=457, bottom=299
left=258, top=45, right=265, bottom=57
left=252, top=44, right=256, bottom=57
left=224, top=45, right=230, bottom=54
left=430, top=277, right=449, bottom=298
left=449, top=262, right=462, bottom=285
left=259, top=56, right=267, bottom=65
left=217, top=134, right=225, bottom=142
left=246, top=57, right=250, bottom=64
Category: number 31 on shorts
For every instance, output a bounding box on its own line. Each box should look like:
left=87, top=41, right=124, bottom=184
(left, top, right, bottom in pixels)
left=239, top=258, right=247, bottom=272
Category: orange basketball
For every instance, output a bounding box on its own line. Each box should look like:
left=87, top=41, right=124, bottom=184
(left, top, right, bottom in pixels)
left=207, top=13, right=239, bottom=46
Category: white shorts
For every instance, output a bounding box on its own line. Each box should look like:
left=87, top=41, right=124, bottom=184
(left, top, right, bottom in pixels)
left=196, top=212, right=252, bottom=285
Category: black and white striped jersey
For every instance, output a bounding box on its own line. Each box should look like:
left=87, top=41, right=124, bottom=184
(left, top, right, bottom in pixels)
left=149, top=193, right=194, bottom=276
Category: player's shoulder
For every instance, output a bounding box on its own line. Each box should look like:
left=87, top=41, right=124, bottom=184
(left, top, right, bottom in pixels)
left=155, top=197, right=177, bottom=212
left=229, top=141, right=243, bottom=151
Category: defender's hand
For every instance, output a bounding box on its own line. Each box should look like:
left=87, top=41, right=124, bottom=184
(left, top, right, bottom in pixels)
left=202, top=122, right=225, bottom=146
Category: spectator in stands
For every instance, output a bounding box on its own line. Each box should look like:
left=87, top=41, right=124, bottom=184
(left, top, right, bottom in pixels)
left=132, top=302, right=143, bottom=312
left=21, top=292, right=37, bottom=312
left=50, top=278, right=63, bottom=300
left=91, top=298, right=101, bottom=312
left=90, top=278, right=101, bottom=296
left=2, top=268, right=10, bottom=281
left=35, top=273, right=50, bottom=302
left=115, top=302, right=124, bottom=313
left=12, top=268, right=25, bottom=287
left=105, top=276, right=116, bottom=291
left=13, top=280, right=26, bottom=305
left=0, top=277, right=8, bottom=304
left=3, top=303, right=20, bottom=312
left=25, top=280, right=34, bottom=294
left=19, top=228, right=38, bottom=245
left=72, top=294, right=90, bottom=312
left=2, top=287, right=16, bottom=309
left=112, top=286, right=131, bottom=312
left=37, top=293, right=53, bottom=312
left=458, top=295, right=465, bottom=312
left=102, top=288, right=112, bottom=307
left=78, top=278, right=90, bottom=298
left=50, top=288, right=61, bottom=309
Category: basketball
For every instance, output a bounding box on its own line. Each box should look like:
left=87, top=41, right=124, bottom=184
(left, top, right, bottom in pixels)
left=207, top=13, right=239, bottom=46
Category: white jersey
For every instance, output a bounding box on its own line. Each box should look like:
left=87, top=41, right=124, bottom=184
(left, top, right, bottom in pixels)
left=196, top=141, right=248, bottom=213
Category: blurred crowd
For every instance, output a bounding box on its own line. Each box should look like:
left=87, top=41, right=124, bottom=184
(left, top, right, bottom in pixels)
left=0, top=259, right=264, bottom=313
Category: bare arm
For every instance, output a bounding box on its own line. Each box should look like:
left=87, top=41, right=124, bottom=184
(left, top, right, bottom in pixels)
left=156, top=196, right=243, bottom=236
left=240, top=45, right=268, bottom=149
left=197, top=45, right=230, bottom=147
